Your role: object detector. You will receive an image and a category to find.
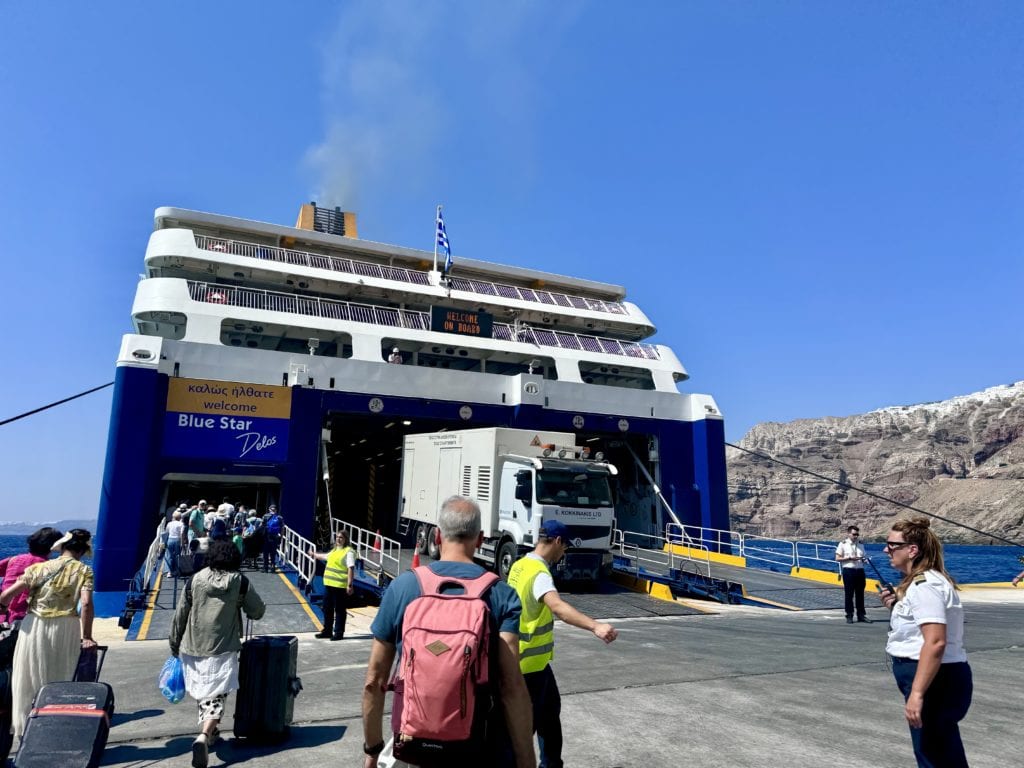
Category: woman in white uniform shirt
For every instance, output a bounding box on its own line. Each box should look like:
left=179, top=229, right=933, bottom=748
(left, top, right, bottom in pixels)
left=880, top=517, right=971, bottom=768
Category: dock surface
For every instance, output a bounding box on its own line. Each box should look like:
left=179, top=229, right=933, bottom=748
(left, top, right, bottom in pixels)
left=84, top=587, right=1023, bottom=767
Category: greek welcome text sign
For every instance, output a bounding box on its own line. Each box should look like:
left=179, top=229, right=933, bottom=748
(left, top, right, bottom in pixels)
left=163, top=378, right=292, bottom=462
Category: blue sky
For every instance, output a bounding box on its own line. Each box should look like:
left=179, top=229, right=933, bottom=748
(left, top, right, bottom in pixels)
left=1, top=3, right=1021, bottom=524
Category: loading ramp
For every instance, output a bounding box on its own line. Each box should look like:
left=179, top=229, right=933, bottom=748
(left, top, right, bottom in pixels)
left=611, top=525, right=848, bottom=611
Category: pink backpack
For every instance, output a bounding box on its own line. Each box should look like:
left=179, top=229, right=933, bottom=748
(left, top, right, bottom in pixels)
left=391, top=566, right=499, bottom=760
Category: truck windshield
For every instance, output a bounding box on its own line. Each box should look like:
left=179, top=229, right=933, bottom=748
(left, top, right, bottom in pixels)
left=535, top=470, right=612, bottom=508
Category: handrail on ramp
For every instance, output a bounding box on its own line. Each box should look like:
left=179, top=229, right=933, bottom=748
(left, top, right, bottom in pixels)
left=330, top=519, right=402, bottom=584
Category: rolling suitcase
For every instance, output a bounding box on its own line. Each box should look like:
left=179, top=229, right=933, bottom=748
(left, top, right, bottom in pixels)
left=233, top=631, right=302, bottom=742
left=14, top=647, right=114, bottom=768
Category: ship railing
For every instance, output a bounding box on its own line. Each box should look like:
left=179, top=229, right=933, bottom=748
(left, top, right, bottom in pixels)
left=186, top=279, right=660, bottom=361
left=278, top=525, right=318, bottom=589
left=194, top=234, right=629, bottom=317
left=612, top=527, right=711, bottom=578
left=330, top=519, right=402, bottom=584
left=676, top=524, right=842, bottom=573
left=794, top=540, right=844, bottom=575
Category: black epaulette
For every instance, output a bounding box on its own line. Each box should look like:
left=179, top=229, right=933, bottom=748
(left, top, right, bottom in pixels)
left=913, top=575, right=928, bottom=585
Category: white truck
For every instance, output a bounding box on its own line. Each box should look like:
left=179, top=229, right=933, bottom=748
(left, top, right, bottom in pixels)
left=400, top=427, right=618, bottom=581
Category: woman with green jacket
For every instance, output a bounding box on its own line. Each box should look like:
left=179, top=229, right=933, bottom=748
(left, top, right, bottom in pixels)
left=170, top=539, right=265, bottom=768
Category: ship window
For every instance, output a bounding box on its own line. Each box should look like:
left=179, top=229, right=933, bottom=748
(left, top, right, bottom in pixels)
left=578, top=361, right=654, bottom=390
left=220, top=319, right=351, bottom=358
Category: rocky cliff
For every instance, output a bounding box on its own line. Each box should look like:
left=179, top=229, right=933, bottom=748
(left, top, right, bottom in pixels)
left=727, top=381, right=1024, bottom=542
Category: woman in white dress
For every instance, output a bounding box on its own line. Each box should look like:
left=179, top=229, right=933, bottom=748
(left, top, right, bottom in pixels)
left=170, top=538, right=265, bottom=768
left=0, top=528, right=96, bottom=739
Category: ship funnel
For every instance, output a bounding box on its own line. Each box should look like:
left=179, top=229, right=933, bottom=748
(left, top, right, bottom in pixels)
left=296, top=202, right=358, bottom=238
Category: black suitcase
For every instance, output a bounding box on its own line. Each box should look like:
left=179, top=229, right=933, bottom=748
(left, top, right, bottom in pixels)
left=0, top=666, right=13, bottom=763
left=233, top=634, right=302, bottom=742
left=14, top=680, right=115, bottom=767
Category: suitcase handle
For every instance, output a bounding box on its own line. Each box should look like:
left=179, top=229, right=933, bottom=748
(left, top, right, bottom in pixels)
left=73, top=645, right=109, bottom=682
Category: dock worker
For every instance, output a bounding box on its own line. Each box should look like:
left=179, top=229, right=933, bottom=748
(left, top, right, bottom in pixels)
left=310, top=530, right=356, bottom=640
left=387, top=346, right=403, bottom=364
left=880, top=516, right=972, bottom=768
left=836, top=525, right=869, bottom=623
left=507, top=519, right=618, bottom=768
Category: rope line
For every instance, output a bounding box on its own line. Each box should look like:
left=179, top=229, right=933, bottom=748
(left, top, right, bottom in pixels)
left=726, top=441, right=1023, bottom=549
left=0, top=382, right=114, bottom=427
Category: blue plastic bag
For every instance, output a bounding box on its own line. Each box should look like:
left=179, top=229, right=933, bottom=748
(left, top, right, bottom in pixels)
left=158, top=655, right=185, bottom=704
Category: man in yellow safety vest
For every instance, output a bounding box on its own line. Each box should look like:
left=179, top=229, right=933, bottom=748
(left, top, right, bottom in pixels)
left=507, top=519, right=618, bottom=768
left=311, top=530, right=356, bottom=640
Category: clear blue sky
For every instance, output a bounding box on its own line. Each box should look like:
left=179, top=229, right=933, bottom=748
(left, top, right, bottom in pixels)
left=1, top=3, right=1021, bottom=524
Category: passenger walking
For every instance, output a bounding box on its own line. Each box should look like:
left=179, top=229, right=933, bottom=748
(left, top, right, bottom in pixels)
left=310, top=530, right=355, bottom=640
left=0, top=527, right=62, bottom=624
left=0, top=529, right=96, bottom=739
left=836, top=525, right=870, bottom=623
left=880, top=517, right=972, bottom=768
left=361, top=496, right=534, bottom=768
left=187, top=501, right=207, bottom=543
left=165, top=509, right=186, bottom=577
left=508, top=519, right=618, bottom=768
left=170, top=540, right=265, bottom=768
left=262, top=505, right=283, bottom=572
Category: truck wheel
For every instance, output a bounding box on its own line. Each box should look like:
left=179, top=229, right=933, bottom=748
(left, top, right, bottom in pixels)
left=426, top=526, right=441, bottom=559
left=497, top=540, right=518, bottom=581
left=415, top=524, right=429, bottom=554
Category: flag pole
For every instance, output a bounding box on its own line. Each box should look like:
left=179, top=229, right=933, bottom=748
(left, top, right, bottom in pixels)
left=433, top=205, right=440, bottom=273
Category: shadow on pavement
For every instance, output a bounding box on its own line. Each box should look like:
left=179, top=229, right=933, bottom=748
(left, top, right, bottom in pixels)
left=111, top=707, right=164, bottom=727
left=102, top=724, right=347, bottom=766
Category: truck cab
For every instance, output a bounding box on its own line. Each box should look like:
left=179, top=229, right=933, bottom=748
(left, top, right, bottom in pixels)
left=496, top=457, right=616, bottom=581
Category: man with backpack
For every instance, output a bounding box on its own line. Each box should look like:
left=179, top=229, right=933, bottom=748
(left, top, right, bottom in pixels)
left=508, top=519, right=618, bottom=768
left=361, top=496, right=535, bottom=768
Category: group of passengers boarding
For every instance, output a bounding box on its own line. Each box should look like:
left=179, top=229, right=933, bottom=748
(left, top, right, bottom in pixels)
left=0, top=507, right=980, bottom=768
left=160, top=500, right=284, bottom=577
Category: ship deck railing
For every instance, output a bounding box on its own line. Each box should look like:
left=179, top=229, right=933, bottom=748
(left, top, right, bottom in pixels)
left=194, top=234, right=629, bottom=317
left=186, top=279, right=660, bottom=361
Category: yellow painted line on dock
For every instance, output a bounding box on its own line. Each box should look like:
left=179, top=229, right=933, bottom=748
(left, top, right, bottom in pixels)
left=278, top=571, right=323, bottom=631
left=136, top=571, right=164, bottom=641
left=742, top=594, right=803, bottom=611
left=961, top=582, right=1017, bottom=589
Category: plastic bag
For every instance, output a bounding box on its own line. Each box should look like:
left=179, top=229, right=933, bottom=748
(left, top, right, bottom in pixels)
left=158, top=655, right=186, bottom=704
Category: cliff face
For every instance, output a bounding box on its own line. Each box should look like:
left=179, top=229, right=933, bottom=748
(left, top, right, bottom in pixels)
left=727, top=382, right=1024, bottom=542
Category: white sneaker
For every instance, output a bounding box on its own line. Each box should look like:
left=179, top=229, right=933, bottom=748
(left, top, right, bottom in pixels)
left=191, top=734, right=208, bottom=768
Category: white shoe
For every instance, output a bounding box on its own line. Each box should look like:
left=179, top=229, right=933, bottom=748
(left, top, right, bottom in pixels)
left=191, top=734, right=208, bottom=768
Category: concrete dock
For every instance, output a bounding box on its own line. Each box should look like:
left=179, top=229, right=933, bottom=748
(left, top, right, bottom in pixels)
left=78, top=586, right=1024, bottom=767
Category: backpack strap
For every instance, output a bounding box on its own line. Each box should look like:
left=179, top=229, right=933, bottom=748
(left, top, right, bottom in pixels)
left=412, top=565, right=498, bottom=599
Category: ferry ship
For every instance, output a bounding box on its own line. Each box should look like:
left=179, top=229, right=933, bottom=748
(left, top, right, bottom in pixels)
left=93, top=203, right=728, bottom=607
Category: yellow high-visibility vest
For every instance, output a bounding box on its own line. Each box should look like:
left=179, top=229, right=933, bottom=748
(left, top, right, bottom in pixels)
left=508, top=555, right=555, bottom=674
left=324, top=546, right=352, bottom=589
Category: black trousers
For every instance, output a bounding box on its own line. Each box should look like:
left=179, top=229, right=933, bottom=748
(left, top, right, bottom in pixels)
left=322, top=585, right=348, bottom=638
left=262, top=534, right=280, bottom=571
left=892, top=658, right=972, bottom=767
left=842, top=568, right=866, bottom=619
left=524, top=665, right=563, bottom=768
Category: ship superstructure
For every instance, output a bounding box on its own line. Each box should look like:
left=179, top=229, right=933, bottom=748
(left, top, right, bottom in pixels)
left=94, top=204, right=728, bottom=600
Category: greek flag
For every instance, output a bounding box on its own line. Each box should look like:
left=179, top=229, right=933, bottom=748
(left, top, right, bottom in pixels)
left=436, top=207, right=452, bottom=275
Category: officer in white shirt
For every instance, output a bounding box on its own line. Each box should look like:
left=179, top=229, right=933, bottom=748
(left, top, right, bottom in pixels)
left=835, top=525, right=869, bottom=623
left=880, top=517, right=972, bottom=768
